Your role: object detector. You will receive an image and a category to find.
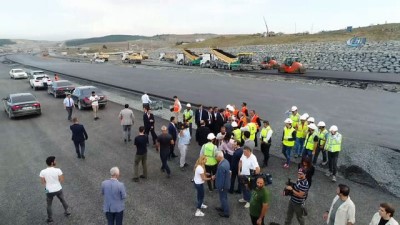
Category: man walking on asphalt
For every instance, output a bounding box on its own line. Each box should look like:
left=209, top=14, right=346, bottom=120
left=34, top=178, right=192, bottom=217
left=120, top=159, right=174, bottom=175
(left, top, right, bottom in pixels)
left=172, top=95, right=182, bottom=122
left=101, top=167, right=127, bottom=225
left=183, top=103, right=194, bottom=136
left=39, top=156, right=71, bottom=223
left=284, top=168, right=309, bottom=225
left=133, top=126, right=148, bottom=182
left=143, top=108, right=157, bottom=146
left=70, top=117, right=88, bottom=159
left=156, top=126, right=174, bottom=178
left=195, top=104, right=208, bottom=128
left=63, top=93, right=74, bottom=121
left=119, top=104, right=134, bottom=143
left=141, top=92, right=152, bottom=110
left=238, top=146, right=260, bottom=208
left=177, top=122, right=191, bottom=171
left=89, top=91, right=100, bottom=120
left=214, top=151, right=231, bottom=218
left=369, top=203, right=398, bottom=225
left=249, top=177, right=269, bottom=225
left=325, top=125, right=342, bottom=182
left=168, top=116, right=178, bottom=159
left=323, top=184, right=355, bottom=225
left=260, top=120, right=273, bottom=167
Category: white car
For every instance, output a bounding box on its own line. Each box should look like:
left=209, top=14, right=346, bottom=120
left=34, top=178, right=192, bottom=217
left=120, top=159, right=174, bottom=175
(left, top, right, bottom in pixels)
left=9, top=69, right=28, bottom=79
left=94, top=58, right=105, bottom=63
left=29, top=75, right=53, bottom=90
left=27, top=70, right=46, bottom=83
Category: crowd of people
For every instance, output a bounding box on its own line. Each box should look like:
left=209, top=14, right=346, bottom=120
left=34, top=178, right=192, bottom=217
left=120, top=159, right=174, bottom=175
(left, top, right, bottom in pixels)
left=37, top=92, right=398, bottom=225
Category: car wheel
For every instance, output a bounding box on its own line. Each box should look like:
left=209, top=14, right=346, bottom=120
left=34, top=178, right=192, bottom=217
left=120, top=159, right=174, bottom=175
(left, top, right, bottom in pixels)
left=34, top=86, right=37, bottom=91
left=53, top=92, right=57, bottom=98
left=78, top=101, right=83, bottom=110
left=38, top=110, right=42, bottom=116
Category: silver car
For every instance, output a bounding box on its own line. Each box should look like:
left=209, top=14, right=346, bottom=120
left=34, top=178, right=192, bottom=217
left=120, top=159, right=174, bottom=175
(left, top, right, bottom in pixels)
left=3, top=93, right=41, bottom=119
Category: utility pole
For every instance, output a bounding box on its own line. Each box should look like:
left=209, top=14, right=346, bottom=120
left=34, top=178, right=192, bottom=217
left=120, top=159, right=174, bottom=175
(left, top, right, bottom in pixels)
left=263, top=16, right=269, bottom=37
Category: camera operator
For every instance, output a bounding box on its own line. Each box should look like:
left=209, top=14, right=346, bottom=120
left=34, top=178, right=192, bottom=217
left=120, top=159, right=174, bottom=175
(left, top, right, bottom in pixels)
left=238, top=146, right=260, bottom=208
left=283, top=168, right=309, bottom=225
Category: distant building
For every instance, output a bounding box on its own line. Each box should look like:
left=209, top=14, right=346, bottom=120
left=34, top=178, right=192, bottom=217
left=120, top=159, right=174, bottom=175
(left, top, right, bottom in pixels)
left=195, top=38, right=205, bottom=42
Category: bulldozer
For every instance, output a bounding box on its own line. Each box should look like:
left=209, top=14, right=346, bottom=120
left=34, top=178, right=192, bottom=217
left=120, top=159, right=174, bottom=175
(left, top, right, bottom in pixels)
left=278, top=57, right=306, bottom=74
left=260, top=56, right=279, bottom=69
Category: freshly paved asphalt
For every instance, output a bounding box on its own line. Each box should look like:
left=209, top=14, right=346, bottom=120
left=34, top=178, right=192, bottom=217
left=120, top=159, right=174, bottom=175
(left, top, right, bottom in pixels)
left=0, top=57, right=399, bottom=225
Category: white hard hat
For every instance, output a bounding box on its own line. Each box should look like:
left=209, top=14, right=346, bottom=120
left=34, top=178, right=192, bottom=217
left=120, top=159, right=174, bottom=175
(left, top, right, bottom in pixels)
left=317, top=121, right=326, bottom=127
left=307, top=117, right=315, bottom=123
left=207, top=133, right=216, bottom=140
left=186, top=103, right=191, bottom=107
left=240, top=126, right=249, bottom=132
left=302, top=113, right=309, bottom=118
left=308, top=124, right=318, bottom=130
left=284, top=118, right=293, bottom=124
left=228, top=106, right=234, bottom=112
left=329, top=125, right=338, bottom=132
left=216, top=133, right=225, bottom=140
left=231, top=121, right=238, bottom=127
left=226, top=104, right=231, bottom=109
left=300, top=114, right=307, bottom=120
left=291, top=106, right=298, bottom=111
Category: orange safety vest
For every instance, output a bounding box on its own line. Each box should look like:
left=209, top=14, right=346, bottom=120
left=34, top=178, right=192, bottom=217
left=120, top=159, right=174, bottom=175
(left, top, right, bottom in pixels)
left=238, top=116, right=248, bottom=128
left=250, top=115, right=260, bottom=129
left=173, top=100, right=180, bottom=112
left=242, top=106, right=248, bottom=115
left=233, top=109, right=239, bottom=117
left=224, top=110, right=231, bottom=120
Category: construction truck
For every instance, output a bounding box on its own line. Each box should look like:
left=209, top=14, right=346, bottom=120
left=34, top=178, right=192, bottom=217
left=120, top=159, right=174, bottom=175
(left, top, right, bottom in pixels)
left=200, top=53, right=217, bottom=68
left=159, top=52, right=175, bottom=62
left=208, top=49, right=259, bottom=70
left=278, top=57, right=306, bottom=74
left=94, top=52, right=110, bottom=62
left=140, top=51, right=149, bottom=60
left=175, top=49, right=201, bottom=66
left=260, top=56, right=279, bottom=69
left=122, top=52, right=143, bottom=64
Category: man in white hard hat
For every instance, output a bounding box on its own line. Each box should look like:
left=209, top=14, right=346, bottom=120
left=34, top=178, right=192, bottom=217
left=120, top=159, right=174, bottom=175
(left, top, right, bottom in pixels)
left=183, top=103, right=194, bottom=136
left=282, top=118, right=296, bottom=168
left=294, top=114, right=308, bottom=158
left=313, top=121, right=328, bottom=165
left=200, top=133, right=218, bottom=191
left=324, top=125, right=342, bottom=182
left=289, top=106, right=300, bottom=128
left=307, top=117, right=315, bottom=124
left=232, top=121, right=242, bottom=144
left=302, top=123, right=319, bottom=158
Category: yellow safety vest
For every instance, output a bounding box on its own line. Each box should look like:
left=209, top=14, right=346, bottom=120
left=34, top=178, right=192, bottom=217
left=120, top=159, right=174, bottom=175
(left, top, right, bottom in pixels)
left=204, top=142, right=217, bottom=165
left=233, top=129, right=242, bottom=143
left=325, top=133, right=342, bottom=152
left=290, top=113, right=300, bottom=128
left=248, top=123, right=257, bottom=140
left=282, top=126, right=295, bottom=147
left=296, top=122, right=308, bottom=138
left=318, top=129, right=328, bottom=147
left=304, top=131, right=317, bottom=151
left=260, top=126, right=272, bottom=142
left=184, top=110, right=193, bottom=123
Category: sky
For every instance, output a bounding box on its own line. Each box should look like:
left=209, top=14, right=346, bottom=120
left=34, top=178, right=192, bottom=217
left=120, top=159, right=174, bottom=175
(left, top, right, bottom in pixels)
left=1, top=0, right=399, bottom=41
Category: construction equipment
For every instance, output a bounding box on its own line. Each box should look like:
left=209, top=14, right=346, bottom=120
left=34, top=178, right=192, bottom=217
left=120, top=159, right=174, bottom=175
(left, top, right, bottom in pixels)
left=278, top=57, right=306, bottom=74
left=122, top=52, right=143, bottom=64
left=177, top=49, right=201, bottom=66
left=94, top=52, right=110, bottom=61
left=209, top=49, right=259, bottom=70
left=200, top=53, right=217, bottom=68
left=159, top=53, right=175, bottom=62
left=260, top=56, right=279, bottom=69
left=140, top=51, right=149, bottom=60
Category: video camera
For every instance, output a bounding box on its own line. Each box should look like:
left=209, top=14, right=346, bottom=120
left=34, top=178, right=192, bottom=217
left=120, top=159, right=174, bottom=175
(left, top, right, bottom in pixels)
left=243, top=170, right=272, bottom=190
left=283, top=178, right=295, bottom=196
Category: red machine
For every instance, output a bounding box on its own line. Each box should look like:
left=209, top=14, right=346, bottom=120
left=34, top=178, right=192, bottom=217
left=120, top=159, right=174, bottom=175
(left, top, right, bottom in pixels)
left=278, top=57, right=306, bottom=74
left=260, top=56, right=279, bottom=69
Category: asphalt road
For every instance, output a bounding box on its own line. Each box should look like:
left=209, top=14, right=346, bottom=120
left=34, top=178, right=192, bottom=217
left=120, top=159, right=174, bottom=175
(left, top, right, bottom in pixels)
left=0, top=58, right=399, bottom=225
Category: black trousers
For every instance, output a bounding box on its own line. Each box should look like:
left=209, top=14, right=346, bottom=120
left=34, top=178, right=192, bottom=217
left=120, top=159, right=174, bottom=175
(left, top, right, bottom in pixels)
left=260, top=142, right=271, bottom=166
left=230, top=170, right=241, bottom=193
left=169, top=143, right=176, bottom=157
left=205, top=165, right=217, bottom=191
left=160, top=151, right=171, bottom=175
left=328, top=151, right=339, bottom=175
left=145, top=127, right=157, bottom=145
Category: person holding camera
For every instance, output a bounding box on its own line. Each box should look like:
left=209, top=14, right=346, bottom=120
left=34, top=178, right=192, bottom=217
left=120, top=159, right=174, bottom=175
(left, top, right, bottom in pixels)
left=249, top=177, right=270, bottom=225
left=238, top=146, right=260, bottom=208
left=283, top=168, right=309, bottom=225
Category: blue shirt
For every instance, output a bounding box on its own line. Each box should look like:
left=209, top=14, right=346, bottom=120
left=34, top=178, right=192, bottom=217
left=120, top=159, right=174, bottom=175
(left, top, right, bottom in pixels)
left=101, top=179, right=127, bottom=213
left=178, top=129, right=191, bottom=145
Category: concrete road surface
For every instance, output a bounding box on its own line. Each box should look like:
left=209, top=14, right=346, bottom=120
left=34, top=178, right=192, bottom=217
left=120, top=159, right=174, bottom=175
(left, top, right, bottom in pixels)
left=0, top=58, right=399, bottom=225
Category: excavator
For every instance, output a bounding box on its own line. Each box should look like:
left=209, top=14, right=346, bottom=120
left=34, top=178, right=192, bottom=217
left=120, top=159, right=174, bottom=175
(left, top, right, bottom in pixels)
left=260, top=56, right=279, bottom=69
left=278, top=57, right=306, bottom=74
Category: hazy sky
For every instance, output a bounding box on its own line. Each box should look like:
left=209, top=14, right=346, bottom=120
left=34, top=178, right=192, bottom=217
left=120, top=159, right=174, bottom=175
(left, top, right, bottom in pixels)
left=1, top=0, right=399, bottom=41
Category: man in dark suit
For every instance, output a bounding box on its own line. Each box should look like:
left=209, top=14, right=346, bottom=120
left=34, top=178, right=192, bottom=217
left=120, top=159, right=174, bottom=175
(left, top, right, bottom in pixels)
left=214, top=108, right=225, bottom=135
left=214, top=151, right=231, bottom=218
left=167, top=116, right=178, bottom=158
left=143, top=108, right=157, bottom=146
left=70, top=117, right=88, bottom=159
left=195, top=120, right=211, bottom=146
left=195, top=104, right=208, bottom=128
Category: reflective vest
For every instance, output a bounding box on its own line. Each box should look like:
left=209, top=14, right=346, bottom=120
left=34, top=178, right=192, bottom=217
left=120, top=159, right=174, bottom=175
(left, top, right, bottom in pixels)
left=247, top=123, right=258, bottom=140
left=318, top=129, right=328, bottom=147
left=238, top=117, right=248, bottom=128
left=290, top=113, right=300, bottom=128
left=296, top=122, right=308, bottom=138
left=325, top=133, right=342, bottom=152
left=260, top=126, right=272, bottom=143
left=233, top=129, right=242, bottom=142
left=234, top=109, right=239, bottom=117
left=250, top=115, right=260, bottom=129
left=224, top=110, right=231, bottom=120
left=173, top=100, right=180, bottom=112
left=204, top=142, right=217, bottom=165
left=304, top=131, right=318, bottom=151
left=184, top=110, right=193, bottom=123
left=282, top=126, right=295, bottom=147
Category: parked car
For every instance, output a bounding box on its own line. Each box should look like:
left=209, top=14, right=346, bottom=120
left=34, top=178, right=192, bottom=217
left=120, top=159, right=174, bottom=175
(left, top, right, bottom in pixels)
left=29, top=74, right=52, bottom=90
left=27, top=70, right=46, bottom=83
left=9, top=69, right=28, bottom=79
left=47, top=80, right=75, bottom=98
left=2, top=93, right=41, bottom=119
left=71, top=86, right=107, bottom=110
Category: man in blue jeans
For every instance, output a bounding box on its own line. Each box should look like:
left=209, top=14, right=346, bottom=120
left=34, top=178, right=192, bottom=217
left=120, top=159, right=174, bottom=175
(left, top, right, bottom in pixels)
left=238, top=146, right=261, bottom=208
left=282, top=118, right=296, bottom=168
left=102, top=167, right=127, bottom=225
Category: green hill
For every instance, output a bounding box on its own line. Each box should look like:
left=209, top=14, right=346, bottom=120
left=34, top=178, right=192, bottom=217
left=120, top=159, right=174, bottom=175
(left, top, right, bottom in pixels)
left=0, top=39, right=16, bottom=46
left=65, top=35, right=149, bottom=46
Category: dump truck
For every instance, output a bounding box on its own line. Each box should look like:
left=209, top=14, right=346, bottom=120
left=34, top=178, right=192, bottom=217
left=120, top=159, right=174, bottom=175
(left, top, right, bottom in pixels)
left=208, top=49, right=259, bottom=70
left=176, top=49, right=201, bottom=66
left=122, top=52, right=143, bottom=64
left=140, top=51, right=149, bottom=60
left=260, top=56, right=279, bottom=69
left=94, top=52, right=110, bottom=61
left=159, top=52, right=175, bottom=62
left=278, top=57, right=306, bottom=74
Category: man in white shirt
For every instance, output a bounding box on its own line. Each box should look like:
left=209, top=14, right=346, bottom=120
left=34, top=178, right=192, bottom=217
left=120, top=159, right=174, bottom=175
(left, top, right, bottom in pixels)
left=39, top=156, right=70, bottom=223
left=119, top=104, right=134, bottom=143
left=238, top=146, right=260, bottom=208
left=369, top=203, right=398, bottom=225
left=141, top=92, right=152, bottom=110
left=89, top=91, right=100, bottom=120
left=323, top=184, right=356, bottom=225
left=63, top=93, right=74, bottom=121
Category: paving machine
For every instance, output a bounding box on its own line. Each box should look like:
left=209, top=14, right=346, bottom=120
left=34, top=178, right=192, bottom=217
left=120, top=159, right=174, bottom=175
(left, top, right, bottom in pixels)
left=209, top=49, right=259, bottom=70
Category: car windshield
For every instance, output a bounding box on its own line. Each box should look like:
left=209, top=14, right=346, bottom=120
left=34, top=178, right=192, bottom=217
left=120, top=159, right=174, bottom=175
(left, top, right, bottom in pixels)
left=82, top=88, right=101, bottom=96
left=14, top=69, right=24, bottom=73
left=12, top=95, right=36, bottom=103
left=57, top=81, right=72, bottom=86
left=36, top=76, right=45, bottom=80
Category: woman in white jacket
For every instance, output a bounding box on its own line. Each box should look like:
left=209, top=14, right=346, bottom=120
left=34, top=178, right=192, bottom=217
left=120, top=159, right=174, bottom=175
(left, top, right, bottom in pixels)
left=370, top=203, right=399, bottom=225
